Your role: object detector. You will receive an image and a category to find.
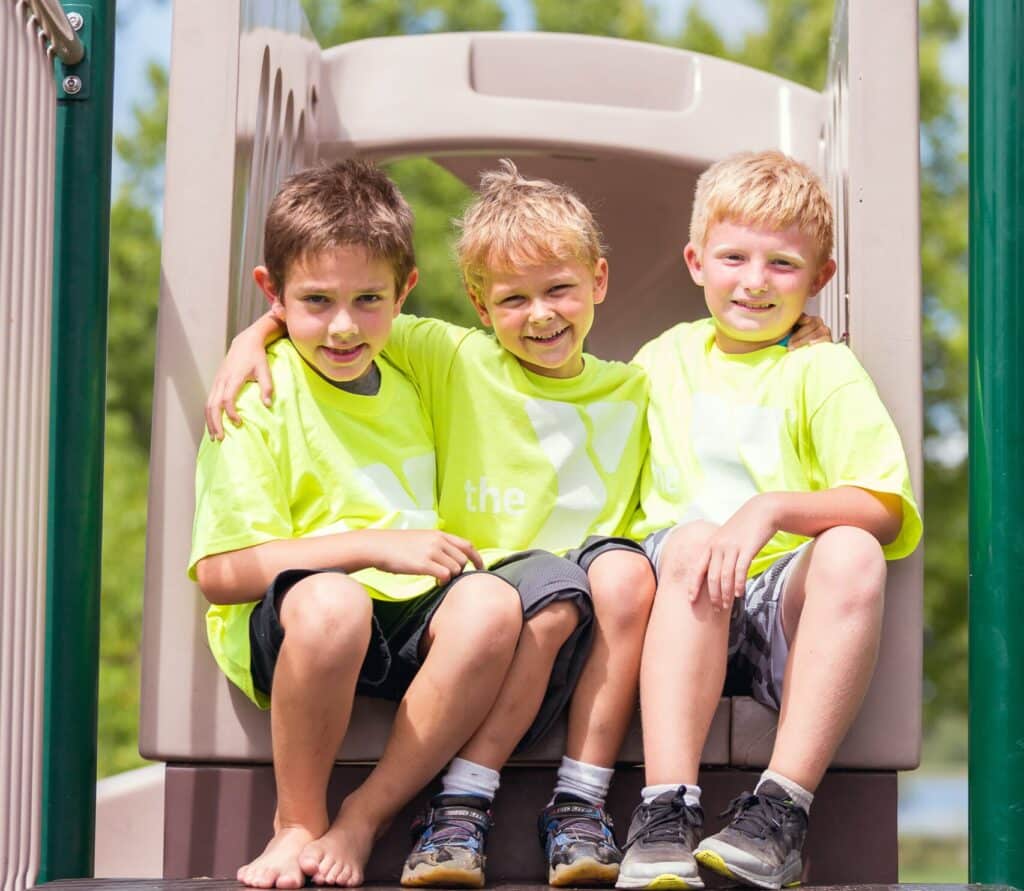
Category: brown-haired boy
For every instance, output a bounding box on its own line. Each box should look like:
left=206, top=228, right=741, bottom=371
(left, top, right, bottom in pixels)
left=616, top=151, right=922, bottom=890
left=191, top=160, right=588, bottom=889
left=209, top=159, right=830, bottom=888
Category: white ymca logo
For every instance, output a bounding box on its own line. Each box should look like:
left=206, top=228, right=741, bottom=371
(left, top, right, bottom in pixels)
left=310, top=453, right=437, bottom=536
left=662, top=392, right=783, bottom=523
left=463, top=398, right=637, bottom=551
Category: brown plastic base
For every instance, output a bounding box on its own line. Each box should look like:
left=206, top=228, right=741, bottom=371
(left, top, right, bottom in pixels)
left=161, top=765, right=897, bottom=884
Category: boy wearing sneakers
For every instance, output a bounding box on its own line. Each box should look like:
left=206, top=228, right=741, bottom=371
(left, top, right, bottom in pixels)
left=213, top=161, right=655, bottom=887
left=210, top=161, right=831, bottom=888
left=617, top=150, right=922, bottom=890
left=191, top=161, right=589, bottom=890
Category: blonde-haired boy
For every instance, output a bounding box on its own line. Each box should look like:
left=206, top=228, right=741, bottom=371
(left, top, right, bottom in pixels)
left=211, top=158, right=829, bottom=888
left=617, top=151, right=922, bottom=890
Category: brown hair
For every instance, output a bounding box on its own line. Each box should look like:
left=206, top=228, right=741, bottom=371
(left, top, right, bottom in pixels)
left=263, top=160, right=415, bottom=292
left=689, top=150, right=834, bottom=264
left=456, top=160, right=605, bottom=296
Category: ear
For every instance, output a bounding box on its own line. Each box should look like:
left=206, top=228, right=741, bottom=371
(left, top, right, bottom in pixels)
left=810, top=258, right=837, bottom=296
left=393, top=267, right=419, bottom=316
left=683, top=242, right=705, bottom=286
left=254, top=266, right=285, bottom=319
left=467, top=286, right=493, bottom=328
left=592, top=257, right=609, bottom=305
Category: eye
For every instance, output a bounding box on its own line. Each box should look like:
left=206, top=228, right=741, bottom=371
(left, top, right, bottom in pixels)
left=548, top=283, right=573, bottom=296
left=302, top=293, right=330, bottom=305
left=771, top=258, right=797, bottom=269
left=356, top=293, right=384, bottom=304
left=499, top=294, right=526, bottom=306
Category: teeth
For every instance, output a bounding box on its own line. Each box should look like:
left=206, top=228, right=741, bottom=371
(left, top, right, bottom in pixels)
left=529, top=328, right=567, bottom=342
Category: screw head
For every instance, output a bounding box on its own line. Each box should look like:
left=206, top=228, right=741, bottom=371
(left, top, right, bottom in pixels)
left=63, top=75, right=83, bottom=94
left=67, top=11, right=84, bottom=31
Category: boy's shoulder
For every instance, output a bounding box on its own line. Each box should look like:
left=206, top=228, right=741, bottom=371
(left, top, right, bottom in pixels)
left=632, top=318, right=713, bottom=368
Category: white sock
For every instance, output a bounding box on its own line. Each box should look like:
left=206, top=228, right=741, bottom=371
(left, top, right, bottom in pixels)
left=642, top=783, right=702, bottom=808
left=550, top=756, right=615, bottom=806
left=441, top=757, right=501, bottom=801
left=757, top=769, right=813, bottom=814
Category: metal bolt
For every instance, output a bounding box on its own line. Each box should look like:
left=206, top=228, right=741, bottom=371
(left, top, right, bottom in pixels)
left=63, top=75, right=82, bottom=95
left=67, top=11, right=84, bottom=31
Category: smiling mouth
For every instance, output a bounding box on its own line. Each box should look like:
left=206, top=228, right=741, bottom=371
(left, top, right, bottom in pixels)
left=732, top=300, right=776, bottom=312
left=321, top=344, right=366, bottom=362
left=525, top=326, right=570, bottom=344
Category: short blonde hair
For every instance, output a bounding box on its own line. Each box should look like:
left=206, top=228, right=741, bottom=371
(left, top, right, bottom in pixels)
left=456, top=160, right=606, bottom=295
left=689, top=151, right=834, bottom=263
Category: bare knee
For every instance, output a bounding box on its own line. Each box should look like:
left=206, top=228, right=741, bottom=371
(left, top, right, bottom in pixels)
left=524, top=599, right=580, bottom=651
left=278, top=573, right=372, bottom=657
left=658, top=521, right=718, bottom=582
left=433, top=573, right=523, bottom=656
left=808, top=527, right=887, bottom=617
left=588, top=550, right=656, bottom=634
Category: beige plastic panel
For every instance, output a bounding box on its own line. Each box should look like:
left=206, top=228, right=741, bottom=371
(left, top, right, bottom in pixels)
left=729, top=0, right=923, bottom=770
left=1, top=6, right=56, bottom=891
left=139, top=0, right=320, bottom=759
left=143, top=6, right=920, bottom=771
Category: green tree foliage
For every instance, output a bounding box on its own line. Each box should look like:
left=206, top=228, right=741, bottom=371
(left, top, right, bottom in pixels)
left=99, top=0, right=967, bottom=775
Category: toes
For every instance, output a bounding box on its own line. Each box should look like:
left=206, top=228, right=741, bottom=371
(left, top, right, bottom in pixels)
left=299, top=843, right=324, bottom=875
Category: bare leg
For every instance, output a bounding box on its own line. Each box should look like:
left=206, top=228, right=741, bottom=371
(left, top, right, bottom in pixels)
left=300, top=573, right=523, bottom=886
left=455, top=599, right=581, bottom=770
left=768, top=526, right=887, bottom=791
left=566, top=550, right=655, bottom=767
left=640, top=523, right=731, bottom=785
left=238, top=574, right=373, bottom=889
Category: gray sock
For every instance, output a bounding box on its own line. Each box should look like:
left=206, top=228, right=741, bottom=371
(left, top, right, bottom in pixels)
left=757, top=769, right=813, bottom=814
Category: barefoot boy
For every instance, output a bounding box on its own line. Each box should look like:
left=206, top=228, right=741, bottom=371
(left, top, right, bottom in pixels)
left=210, top=160, right=831, bottom=888
left=616, top=150, right=922, bottom=890
left=190, top=161, right=587, bottom=889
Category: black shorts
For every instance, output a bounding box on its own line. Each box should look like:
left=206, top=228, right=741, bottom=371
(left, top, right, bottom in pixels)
left=248, top=550, right=594, bottom=750
left=565, top=534, right=651, bottom=573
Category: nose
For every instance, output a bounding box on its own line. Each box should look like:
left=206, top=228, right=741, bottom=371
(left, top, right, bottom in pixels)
left=529, top=298, right=555, bottom=322
left=328, top=308, right=358, bottom=338
left=743, top=263, right=768, bottom=294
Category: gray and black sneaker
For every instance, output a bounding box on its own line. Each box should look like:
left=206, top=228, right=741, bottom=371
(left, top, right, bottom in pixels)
left=538, top=793, right=622, bottom=886
left=400, top=794, right=493, bottom=888
left=694, top=780, right=808, bottom=889
left=615, top=789, right=704, bottom=889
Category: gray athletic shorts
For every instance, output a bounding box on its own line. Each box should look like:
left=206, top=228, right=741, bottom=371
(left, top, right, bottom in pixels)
left=644, top=526, right=809, bottom=711
left=249, top=549, right=592, bottom=751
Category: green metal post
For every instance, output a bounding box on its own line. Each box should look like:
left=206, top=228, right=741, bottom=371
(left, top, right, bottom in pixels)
left=969, top=0, right=1024, bottom=885
left=38, top=2, right=116, bottom=882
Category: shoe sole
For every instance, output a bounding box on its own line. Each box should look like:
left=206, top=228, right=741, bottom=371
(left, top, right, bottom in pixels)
left=400, top=863, right=485, bottom=888
left=694, top=849, right=800, bottom=890
left=615, top=873, right=704, bottom=889
left=549, top=857, right=620, bottom=887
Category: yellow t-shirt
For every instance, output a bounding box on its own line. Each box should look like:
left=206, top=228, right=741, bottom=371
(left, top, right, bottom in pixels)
left=384, top=315, right=649, bottom=559
left=190, top=339, right=440, bottom=706
left=631, top=318, right=922, bottom=575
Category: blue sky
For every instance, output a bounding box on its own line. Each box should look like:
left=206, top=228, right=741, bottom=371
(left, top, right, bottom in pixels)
left=111, top=0, right=968, bottom=189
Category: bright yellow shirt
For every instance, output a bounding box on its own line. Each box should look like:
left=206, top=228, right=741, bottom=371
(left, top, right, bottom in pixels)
left=384, top=315, right=649, bottom=560
left=190, top=339, right=440, bottom=706
left=631, top=318, right=922, bottom=575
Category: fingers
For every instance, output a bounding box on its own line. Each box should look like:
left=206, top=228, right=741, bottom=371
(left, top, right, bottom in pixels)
left=255, top=359, right=274, bottom=407
left=685, top=548, right=711, bottom=603
left=443, top=534, right=485, bottom=570
left=706, top=547, right=725, bottom=610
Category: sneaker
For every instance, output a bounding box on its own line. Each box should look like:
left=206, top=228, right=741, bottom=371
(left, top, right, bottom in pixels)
left=539, top=794, right=622, bottom=886
left=400, top=794, right=493, bottom=888
left=616, top=789, right=704, bottom=889
left=694, top=780, right=808, bottom=889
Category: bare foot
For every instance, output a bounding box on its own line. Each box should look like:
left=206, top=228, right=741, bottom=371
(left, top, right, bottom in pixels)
left=238, top=825, right=319, bottom=889
left=300, top=802, right=382, bottom=887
